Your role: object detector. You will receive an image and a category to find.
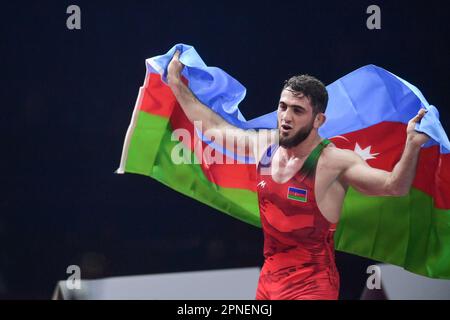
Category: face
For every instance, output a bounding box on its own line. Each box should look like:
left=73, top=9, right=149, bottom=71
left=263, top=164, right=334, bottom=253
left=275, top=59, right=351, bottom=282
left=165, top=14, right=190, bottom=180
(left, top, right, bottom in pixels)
left=277, top=88, right=321, bottom=148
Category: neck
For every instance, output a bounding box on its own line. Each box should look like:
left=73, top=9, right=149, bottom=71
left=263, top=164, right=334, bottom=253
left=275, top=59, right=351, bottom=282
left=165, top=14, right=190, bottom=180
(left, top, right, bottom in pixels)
left=280, top=131, right=323, bottom=159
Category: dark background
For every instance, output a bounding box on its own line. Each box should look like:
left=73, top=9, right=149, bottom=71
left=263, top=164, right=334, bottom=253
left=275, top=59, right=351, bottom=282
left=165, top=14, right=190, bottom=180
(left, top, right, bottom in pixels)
left=1, top=0, right=449, bottom=299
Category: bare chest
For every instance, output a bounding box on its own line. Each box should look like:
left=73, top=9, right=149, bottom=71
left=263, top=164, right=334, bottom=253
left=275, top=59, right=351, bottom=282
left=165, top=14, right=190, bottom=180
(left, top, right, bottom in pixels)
left=270, top=156, right=303, bottom=184
left=270, top=152, right=336, bottom=186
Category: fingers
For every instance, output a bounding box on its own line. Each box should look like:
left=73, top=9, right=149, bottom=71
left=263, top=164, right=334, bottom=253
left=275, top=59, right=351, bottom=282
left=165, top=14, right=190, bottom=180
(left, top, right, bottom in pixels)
left=412, top=108, right=427, bottom=123
left=168, top=50, right=184, bottom=82
left=418, top=108, right=427, bottom=117
left=173, top=49, right=181, bottom=60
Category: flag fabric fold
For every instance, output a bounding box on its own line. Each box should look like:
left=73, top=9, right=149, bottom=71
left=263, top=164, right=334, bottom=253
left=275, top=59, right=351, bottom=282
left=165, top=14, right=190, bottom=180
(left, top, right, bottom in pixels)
left=118, top=43, right=450, bottom=279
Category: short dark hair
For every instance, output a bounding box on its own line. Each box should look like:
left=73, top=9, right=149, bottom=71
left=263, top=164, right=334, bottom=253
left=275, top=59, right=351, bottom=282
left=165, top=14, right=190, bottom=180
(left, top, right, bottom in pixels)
left=282, top=75, right=328, bottom=114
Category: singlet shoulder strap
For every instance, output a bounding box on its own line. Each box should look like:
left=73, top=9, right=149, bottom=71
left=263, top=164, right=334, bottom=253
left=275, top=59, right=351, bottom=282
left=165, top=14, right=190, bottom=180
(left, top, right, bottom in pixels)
left=298, top=139, right=331, bottom=178
left=258, top=144, right=279, bottom=169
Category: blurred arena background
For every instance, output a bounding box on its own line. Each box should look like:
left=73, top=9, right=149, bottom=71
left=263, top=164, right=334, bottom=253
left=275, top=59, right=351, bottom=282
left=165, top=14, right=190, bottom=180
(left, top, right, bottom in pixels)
left=1, top=0, right=449, bottom=299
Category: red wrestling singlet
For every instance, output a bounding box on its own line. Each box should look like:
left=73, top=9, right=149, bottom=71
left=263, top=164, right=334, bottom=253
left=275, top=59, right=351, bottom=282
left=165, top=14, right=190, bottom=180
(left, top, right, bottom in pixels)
left=256, top=140, right=339, bottom=300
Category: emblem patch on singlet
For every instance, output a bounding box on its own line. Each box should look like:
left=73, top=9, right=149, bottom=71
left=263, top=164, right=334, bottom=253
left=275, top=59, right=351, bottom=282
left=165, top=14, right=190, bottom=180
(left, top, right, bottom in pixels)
left=287, top=186, right=307, bottom=202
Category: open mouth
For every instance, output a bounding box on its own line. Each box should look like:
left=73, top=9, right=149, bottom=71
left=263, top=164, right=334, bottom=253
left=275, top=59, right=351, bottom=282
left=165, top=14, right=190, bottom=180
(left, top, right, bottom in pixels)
left=280, top=124, right=292, bottom=132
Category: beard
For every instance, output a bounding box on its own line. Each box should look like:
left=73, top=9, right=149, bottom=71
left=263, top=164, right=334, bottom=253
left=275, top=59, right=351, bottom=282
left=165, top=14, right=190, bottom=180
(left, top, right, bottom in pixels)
left=278, top=120, right=314, bottom=148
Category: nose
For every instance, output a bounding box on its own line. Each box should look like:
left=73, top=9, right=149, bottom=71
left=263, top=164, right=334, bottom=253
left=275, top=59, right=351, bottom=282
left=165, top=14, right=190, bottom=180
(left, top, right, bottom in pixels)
left=281, top=108, right=294, bottom=123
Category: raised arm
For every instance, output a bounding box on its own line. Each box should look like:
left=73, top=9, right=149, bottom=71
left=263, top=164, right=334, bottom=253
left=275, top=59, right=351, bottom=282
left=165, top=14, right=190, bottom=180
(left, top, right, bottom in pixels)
left=167, top=50, right=274, bottom=160
left=167, top=50, right=232, bottom=133
left=341, top=109, right=429, bottom=196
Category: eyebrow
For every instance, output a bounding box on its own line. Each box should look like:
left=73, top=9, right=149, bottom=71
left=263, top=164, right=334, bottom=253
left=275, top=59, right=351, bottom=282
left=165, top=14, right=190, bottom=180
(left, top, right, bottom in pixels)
left=279, top=101, right=306, bottom=110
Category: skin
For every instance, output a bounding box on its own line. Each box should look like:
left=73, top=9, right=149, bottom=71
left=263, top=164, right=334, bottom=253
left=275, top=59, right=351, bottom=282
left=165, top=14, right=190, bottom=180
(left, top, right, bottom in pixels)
left=167, top=50, right=430, bottom=224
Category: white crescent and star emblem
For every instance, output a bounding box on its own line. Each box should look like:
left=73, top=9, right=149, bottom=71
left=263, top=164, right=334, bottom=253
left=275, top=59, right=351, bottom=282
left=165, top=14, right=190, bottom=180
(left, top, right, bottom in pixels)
left=332, top=136, right=380, bottom=161
left=354, top=142, right=380, bottom=160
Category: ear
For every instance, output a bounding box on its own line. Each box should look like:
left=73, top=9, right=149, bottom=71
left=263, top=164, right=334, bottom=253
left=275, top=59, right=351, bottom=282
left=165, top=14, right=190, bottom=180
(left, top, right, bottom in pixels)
left=314, top=113, right=326, bottom=128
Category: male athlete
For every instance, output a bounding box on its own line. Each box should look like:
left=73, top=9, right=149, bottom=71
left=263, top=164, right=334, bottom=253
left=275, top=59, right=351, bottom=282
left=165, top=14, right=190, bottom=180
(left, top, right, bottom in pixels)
left=167, top=50, right=429, bottom=300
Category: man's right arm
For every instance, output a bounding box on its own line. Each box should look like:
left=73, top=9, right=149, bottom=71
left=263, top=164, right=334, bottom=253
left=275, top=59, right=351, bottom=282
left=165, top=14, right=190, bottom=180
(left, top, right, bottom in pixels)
left=167, top=50, right=274, bottom=160
left=340, top=109, right=429, bottom=196
left=167, top=51, right=231, bottom=132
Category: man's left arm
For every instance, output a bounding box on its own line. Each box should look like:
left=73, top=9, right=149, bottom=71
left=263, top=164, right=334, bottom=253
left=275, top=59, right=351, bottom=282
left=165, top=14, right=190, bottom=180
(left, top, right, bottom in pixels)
left=341, top=109, right=430, bottom=196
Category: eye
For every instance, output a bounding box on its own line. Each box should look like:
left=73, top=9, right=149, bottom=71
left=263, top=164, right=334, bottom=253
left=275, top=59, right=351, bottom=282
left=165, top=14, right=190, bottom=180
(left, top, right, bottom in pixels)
left=278, top=103, right=287, bottom=110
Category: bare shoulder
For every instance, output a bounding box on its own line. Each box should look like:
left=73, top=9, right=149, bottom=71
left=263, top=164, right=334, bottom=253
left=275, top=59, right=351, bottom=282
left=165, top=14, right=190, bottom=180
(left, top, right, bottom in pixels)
left=320, top=143, right=363, bottom=171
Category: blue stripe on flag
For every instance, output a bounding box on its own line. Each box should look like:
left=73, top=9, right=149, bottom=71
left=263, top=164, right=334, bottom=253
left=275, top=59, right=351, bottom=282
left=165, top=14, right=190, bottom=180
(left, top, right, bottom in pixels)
left=288, top=187, right=306, bottom=195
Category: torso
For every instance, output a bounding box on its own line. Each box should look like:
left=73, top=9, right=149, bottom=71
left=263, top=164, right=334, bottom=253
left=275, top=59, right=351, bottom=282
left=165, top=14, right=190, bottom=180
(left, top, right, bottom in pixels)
left=263, top=141, right=347, bottom=224
left=256, top=140, right=343, bottom=258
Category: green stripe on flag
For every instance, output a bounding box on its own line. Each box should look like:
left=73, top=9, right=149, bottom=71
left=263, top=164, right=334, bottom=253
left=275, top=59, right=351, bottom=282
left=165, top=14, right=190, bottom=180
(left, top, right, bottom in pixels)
left=125, top=111, right=261, bottom=227
left=288, top=194, right=307, bottom=202
left=125, top=111, right=169, bottom=174
left=335, top=187, right=450, bottom=278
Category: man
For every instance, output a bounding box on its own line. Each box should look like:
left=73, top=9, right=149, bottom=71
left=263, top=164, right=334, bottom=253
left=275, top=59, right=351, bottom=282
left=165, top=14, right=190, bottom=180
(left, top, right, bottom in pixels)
left=167, top=50, right=429, bottom=300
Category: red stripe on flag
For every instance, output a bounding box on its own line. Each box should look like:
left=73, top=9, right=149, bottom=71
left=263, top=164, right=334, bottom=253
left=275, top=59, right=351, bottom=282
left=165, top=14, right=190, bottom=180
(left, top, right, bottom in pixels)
left=139, top=73, right=187, bottom=118
left=418, top=147, right=450, bottom=209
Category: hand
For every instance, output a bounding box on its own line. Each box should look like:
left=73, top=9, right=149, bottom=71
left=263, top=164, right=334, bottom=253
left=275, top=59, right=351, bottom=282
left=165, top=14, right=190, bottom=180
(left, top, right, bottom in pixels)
left=167, top=50, right=184, bottom=85
left=406, top=108, right=430, bottom=147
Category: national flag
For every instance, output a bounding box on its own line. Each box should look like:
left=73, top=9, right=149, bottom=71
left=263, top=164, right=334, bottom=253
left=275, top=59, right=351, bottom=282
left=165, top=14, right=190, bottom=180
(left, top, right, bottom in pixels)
left=287, top=187, right=307, bottom=202
left=117, top=44, right=450, bottom=279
